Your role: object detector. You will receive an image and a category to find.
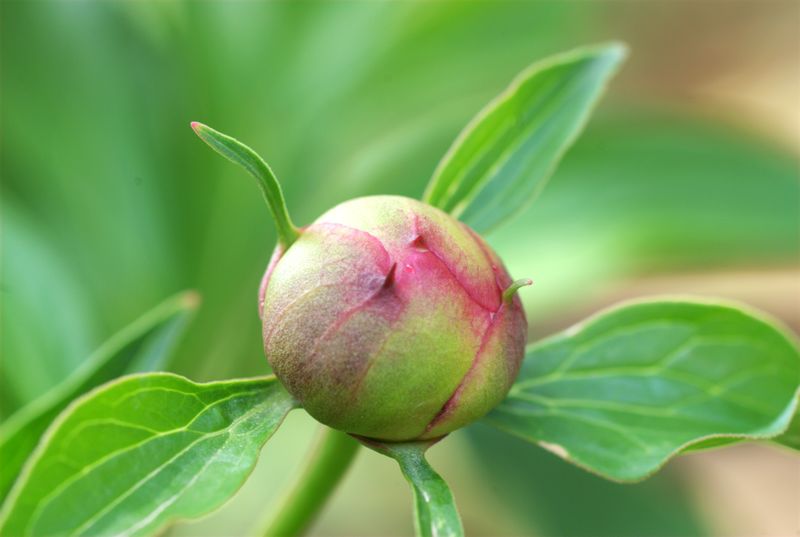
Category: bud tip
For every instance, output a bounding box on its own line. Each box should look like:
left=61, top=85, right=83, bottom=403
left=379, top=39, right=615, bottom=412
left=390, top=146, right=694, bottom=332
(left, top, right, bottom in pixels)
left=502, top=278, right=533, bottom=304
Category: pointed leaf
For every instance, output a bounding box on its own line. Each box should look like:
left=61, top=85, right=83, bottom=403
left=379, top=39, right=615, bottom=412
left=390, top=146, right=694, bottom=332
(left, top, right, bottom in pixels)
left=423, top=43, right=626, bottom=232
left=191, top=122, right=299, bottom=248
left=0, top=291, right=199, bottom=501
left=484, top=299, right=800, bottom=481
left=361, top=439, right=463, bottom=537
left=0, top=373, right=297, bottom=537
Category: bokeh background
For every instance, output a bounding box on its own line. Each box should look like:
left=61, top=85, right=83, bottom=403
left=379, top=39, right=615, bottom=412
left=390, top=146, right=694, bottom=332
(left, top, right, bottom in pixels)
left=2, top=1, right=798, bottom=536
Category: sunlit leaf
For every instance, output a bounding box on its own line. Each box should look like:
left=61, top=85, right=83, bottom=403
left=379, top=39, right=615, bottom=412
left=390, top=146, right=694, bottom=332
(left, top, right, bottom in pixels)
left=423, top=43, right=626, bottom=232
left=0, top=373, right=297, bottom=537
left=485, top=299, right=800, bottom=481
left=0, top=291, right=198, bottom=501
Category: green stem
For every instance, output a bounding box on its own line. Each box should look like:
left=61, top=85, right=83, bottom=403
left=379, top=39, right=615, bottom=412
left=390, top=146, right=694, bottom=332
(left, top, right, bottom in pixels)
left=360, top=439, right=464, bottom=537
left=502, top=278, right=533, bottom=304
left=191, top=122, right=300, bottom=248
left=259, top=427, right=360, bottom=537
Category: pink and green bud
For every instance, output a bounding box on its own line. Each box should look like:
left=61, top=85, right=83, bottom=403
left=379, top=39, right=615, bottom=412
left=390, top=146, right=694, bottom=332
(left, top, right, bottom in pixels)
left=260, top=196, right=528, bottom=441
left=191, top=123, right=529, bottom=442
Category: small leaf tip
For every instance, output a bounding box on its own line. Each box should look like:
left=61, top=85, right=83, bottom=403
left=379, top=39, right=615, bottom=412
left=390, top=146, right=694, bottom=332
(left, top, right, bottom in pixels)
left=597, top=41, right=629, bottom=64
left=502, top=278, right=533, bottom=304
left=180, top=290, right=202, bottom=309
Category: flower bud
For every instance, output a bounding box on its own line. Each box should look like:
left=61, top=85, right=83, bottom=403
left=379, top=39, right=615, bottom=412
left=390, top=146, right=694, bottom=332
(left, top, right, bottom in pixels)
left=260, top=195, right=528, bottom=441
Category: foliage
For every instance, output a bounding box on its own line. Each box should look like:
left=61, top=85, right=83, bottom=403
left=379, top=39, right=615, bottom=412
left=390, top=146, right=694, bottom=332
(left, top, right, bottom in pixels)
left=423, top=43, right=625, bottom=232
left=2, top=2, right=798, bottom=537
left=0, top=374, right=296, bottom=537
left=486, top=300, right=800, bottom=481
left=0, top=291, right=197, bottom=501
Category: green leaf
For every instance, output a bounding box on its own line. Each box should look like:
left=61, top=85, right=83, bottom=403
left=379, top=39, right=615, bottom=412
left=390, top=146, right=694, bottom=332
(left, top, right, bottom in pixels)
left=361, top=439, right=463, bottom=537
left=467, top=424, right=709, bottom=537
left=0, top=373, right=297, bottom=537
left=422, top=42, right=626, bottom=232
left=489, top=109, right=800, bottom=327
left=774, top=404, right=800, bottom=450
left=0, top=202, right=100, bottom=414
left=484, top=299, right=800, bottom=482
left=191, top=122, right=299, bottom=249
left=0, top=291, right=198, bottom=502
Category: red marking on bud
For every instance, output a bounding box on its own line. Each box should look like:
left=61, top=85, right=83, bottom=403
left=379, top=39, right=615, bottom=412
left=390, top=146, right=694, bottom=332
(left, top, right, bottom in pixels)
left=411, top=235, right=428, bottom=252
left=424, top=305, right=506, bottom=435
left=262, top=197, right=527, bottom=441
left=382, top=263, right=397, bottom=289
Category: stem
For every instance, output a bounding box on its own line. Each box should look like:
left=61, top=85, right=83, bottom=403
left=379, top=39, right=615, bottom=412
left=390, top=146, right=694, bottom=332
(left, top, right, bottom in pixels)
left=258, top=427, right=359, bottom=537
left=191, top=122, right=300, bottom=248
left=359, top=439, right=464, bottom=537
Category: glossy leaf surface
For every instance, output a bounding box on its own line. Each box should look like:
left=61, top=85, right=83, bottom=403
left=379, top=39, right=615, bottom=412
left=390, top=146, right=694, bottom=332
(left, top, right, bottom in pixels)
left=0, top=373, right=297, bottom=537
left=0, top=291, right=198, bottom=501
left=485, top=300, right=800, bottom=481
left=423, top=43, right=625, bottom=232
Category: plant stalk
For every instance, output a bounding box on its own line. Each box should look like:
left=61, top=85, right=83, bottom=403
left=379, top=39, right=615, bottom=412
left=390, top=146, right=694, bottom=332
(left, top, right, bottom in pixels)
left=359, top=438, right=463, bottom=537
left=258, top=427, right=360, bottom=537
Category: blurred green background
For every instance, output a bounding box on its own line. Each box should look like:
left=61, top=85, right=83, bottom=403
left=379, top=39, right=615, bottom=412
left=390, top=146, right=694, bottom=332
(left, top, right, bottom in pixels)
left=2, top=1, right=798, bottom=536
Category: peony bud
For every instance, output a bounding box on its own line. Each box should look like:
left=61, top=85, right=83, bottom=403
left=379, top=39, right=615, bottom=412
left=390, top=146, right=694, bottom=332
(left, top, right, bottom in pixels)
left=191, top=122, right=529, bottom=442
left=260, top=196, right=528, bottom=441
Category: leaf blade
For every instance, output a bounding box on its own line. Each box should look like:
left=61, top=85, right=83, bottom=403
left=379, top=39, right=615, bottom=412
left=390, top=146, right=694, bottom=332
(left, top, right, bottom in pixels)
left=190, top=122, right=299, bottom=248
left=0, top=373, right=297, bottom=537
left=484, top=299, right=800, bottom=482
left=423, top=43, right=626, bottom=232
left=0, top=291, right=199, bottom=501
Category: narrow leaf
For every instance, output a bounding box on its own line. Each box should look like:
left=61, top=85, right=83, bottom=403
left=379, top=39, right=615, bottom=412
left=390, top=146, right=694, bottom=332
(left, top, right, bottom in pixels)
left=423, top=43, right=626, bottom=233
left=191, top=122, right=299, bottom=248
left=361, top=439, right=463, bottom=537
left=0, top=291, right=199, bottom=501
left=0, top=373, right=297, bottom=537
left=484, top=299, right=800, bottom=482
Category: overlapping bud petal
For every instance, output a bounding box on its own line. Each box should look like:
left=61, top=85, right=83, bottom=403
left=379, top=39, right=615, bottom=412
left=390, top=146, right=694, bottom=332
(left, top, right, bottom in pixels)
left=260, top=196, right=528, bottom=441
